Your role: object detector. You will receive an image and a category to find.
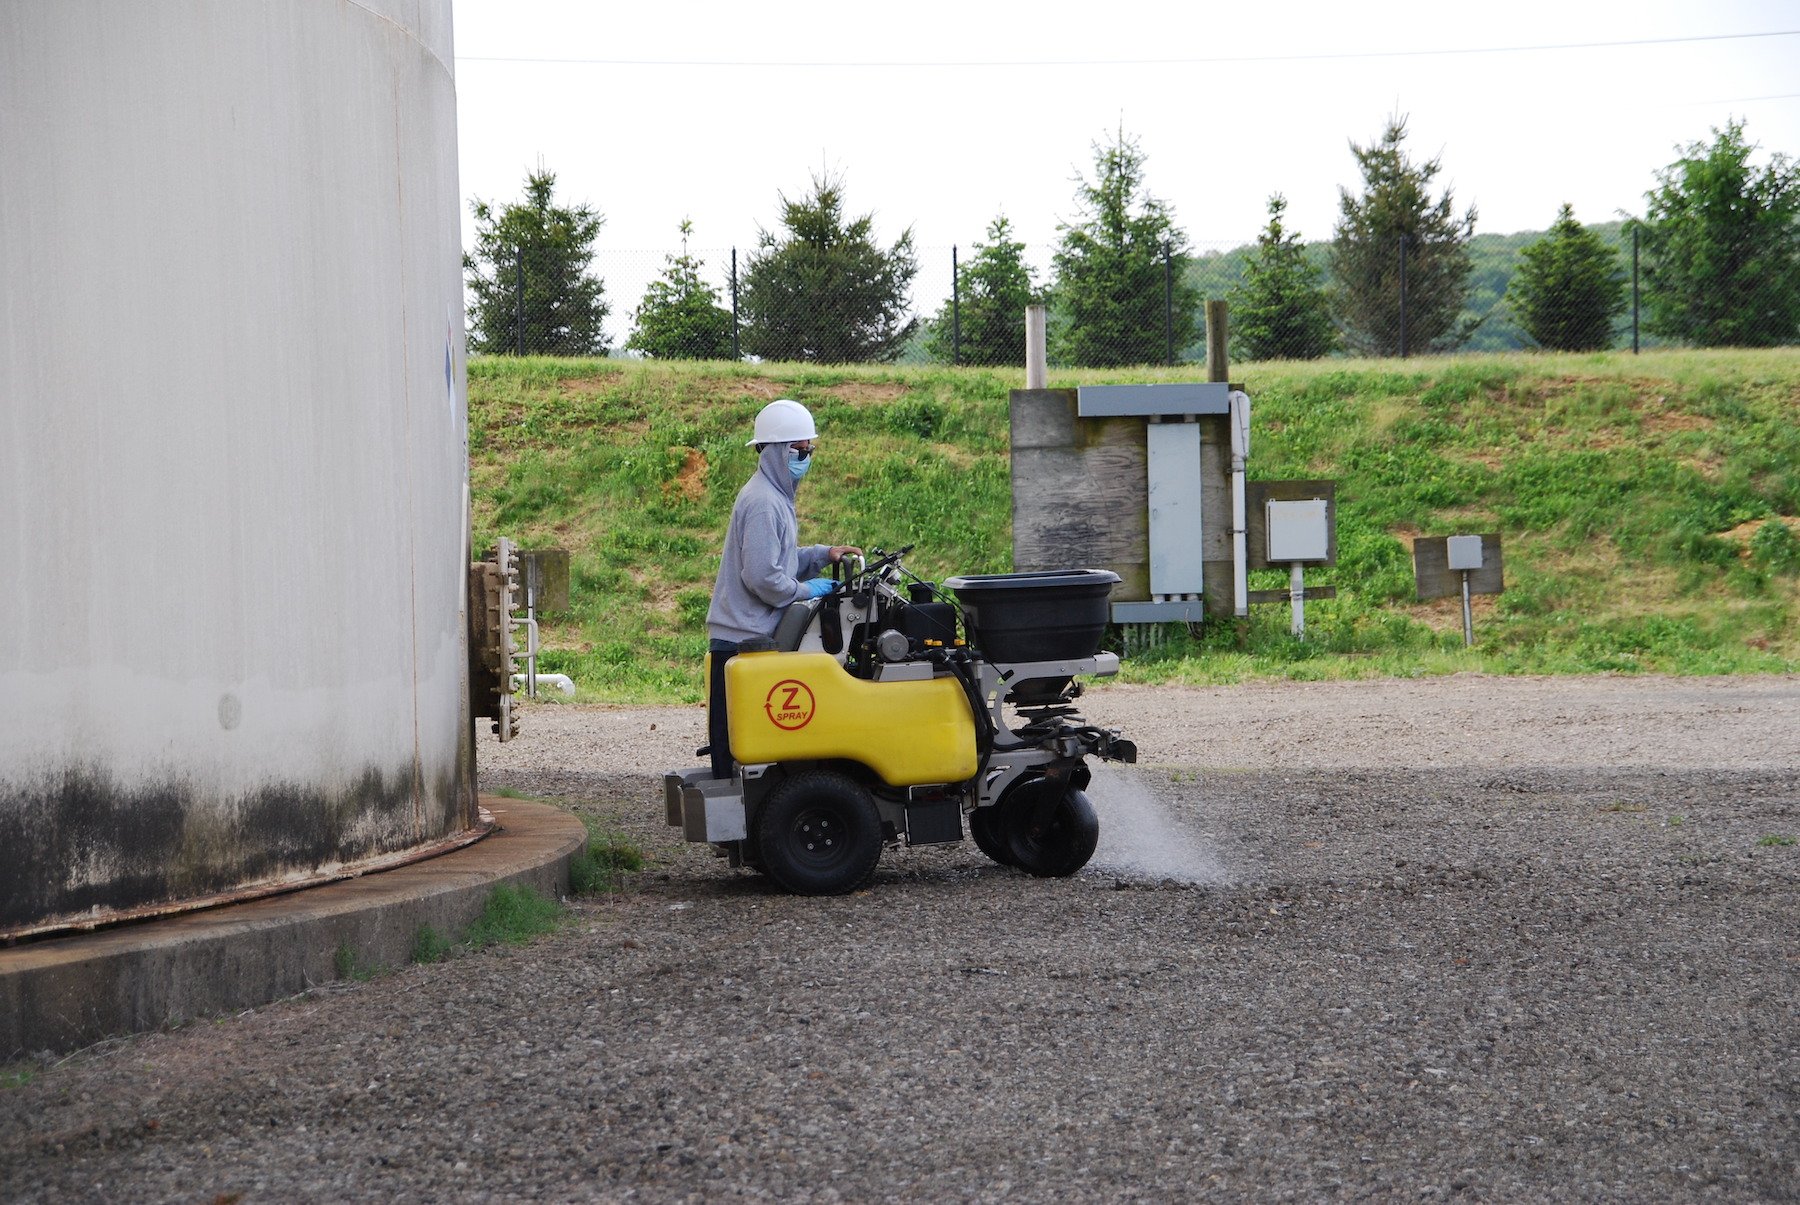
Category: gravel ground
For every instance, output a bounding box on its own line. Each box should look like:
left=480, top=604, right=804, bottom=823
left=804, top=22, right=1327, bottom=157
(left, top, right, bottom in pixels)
left=3, top=674, right=1797, bottom=1202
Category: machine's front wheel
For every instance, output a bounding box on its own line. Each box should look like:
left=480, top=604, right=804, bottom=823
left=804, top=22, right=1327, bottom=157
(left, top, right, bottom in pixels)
left=755, top=771, right=883, bottom=895
left=1001, top=778, right=1099, bottom=877
left=968, top=805, right=1015, bottom=866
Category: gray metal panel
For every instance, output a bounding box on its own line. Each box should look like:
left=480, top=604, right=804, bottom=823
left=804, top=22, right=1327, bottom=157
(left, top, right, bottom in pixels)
left=1447, top=535, right=1485, bottom=571
left=664, top=768, right=713, bottom=827
left=1077, top=383, right=1232, bottom=417
left=682, top=781, right=747, bottom=844
left=1113, top=600, right=1205, bottom=623
left=1147, top=422, right=1205, bottom=596
left=1266, top=498, right=1331, bottom=562
left=1246, top=481, right=1338, bottom=569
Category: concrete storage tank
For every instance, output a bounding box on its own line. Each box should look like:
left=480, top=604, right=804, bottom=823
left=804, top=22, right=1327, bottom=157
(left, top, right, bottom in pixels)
left=0, top=0, right=475, bottom=937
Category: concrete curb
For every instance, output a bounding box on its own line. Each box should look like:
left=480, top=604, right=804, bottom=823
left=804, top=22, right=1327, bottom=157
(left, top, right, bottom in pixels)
left=0, top=798, right=587, bottom=1058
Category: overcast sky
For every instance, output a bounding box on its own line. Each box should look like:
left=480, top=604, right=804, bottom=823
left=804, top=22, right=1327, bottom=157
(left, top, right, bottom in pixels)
left=449, top=0, right=1798, bottom=311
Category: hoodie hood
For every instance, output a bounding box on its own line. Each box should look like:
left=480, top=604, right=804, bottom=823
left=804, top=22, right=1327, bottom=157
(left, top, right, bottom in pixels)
left=755, top=441, right=799, bottom=503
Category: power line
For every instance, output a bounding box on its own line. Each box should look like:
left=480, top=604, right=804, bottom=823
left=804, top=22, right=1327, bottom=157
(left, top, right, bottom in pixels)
left=456, top=28, right=1800, bottom=69
left=1697, top=91, right=1800, bottom=104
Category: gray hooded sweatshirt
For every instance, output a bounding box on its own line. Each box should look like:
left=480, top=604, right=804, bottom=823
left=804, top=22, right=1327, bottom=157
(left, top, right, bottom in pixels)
left=706, top=442, right=829, bottom=644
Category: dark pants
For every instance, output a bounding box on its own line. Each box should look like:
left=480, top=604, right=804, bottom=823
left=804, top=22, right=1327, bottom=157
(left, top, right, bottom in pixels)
left=707, top=638, right=740, bottom=778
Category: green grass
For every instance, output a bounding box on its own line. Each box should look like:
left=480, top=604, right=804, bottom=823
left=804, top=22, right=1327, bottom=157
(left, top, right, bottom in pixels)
left=1756, top=834, right=1795, bottom=847
left=408, top=884, right=575, bottom=970
left=470, top=349, right=1800, bottom=699
left=461, top=884, right=566, bottom=950
left=332, top=940, right=382, bottom=982
left=332, top=883, right=571, bottom=978
left=411, top=924, right=454, bottom=964
left=568, top=814, right=645, bottom=895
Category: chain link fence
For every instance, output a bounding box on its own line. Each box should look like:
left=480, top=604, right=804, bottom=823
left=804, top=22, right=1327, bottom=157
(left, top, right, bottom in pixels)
left=466, top=234, right=1800, bottom=366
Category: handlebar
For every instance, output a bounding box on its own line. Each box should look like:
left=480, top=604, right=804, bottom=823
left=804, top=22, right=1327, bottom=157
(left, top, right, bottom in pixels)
left=827, top=546, right=915, bottom=595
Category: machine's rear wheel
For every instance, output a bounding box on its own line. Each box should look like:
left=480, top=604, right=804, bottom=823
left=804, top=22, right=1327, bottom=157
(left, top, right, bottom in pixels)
left=1000, top=778, right=1099, bottom=878
left=968, top=805, right=1015, bottom=866
left=755, top=771, right=883, bottom=895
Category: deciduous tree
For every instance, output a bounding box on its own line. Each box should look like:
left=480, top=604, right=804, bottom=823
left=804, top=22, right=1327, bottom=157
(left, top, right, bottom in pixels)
left=1638, top=119, right=1800, bottom=347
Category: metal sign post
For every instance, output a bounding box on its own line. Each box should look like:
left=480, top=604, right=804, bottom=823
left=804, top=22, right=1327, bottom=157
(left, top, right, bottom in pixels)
left=1447, top=535, right=1485, bottom=647
left=1460, top=572, right=1474, bottom=646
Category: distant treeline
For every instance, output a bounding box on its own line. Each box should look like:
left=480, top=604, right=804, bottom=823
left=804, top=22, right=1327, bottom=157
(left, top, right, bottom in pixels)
left=1180, top=220, right=1641, bottom=356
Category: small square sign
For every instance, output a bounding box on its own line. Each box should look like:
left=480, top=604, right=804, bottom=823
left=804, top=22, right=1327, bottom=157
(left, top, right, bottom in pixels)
left=1447, top=535, right=1485, bottom=571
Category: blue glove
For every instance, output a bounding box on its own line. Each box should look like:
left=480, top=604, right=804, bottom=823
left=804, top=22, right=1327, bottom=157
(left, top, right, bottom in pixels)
left=802, top=577, right=834, bottom=599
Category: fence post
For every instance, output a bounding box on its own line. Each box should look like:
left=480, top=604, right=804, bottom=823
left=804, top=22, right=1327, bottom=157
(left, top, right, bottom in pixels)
left=1205, top=300, right=1228, bottom=384
left=1025, top=304, right=1048, bottom=388
left=514, top=243, right=526, bottom=356
left=1164, top=242, right=1175, bottom=366
left=1631, top=225, right=1640, bottom=355
left=952, top=245, right=961, bottom=365
left=730, top=247, right=740, bottom=361
left=1397, top=233, right=1409, bottom=359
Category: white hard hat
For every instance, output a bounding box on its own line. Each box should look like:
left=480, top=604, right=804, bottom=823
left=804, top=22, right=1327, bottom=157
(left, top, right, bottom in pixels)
left=748, top=398, right=817, bottom=446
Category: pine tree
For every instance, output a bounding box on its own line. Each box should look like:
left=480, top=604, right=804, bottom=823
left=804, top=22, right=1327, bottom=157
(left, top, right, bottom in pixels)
left=924, top=216, right=1038, bottom=366
left=1328, top=116, right=1476, bottom=356
left=463, top=168, right=609, bottom=356
left=1506, top=204, right=1625, bottom=351
left=1051, top=128, right=1198, bottom=367
left=1639, top=119, right=1800, bottom=347
left=739, top=174, right=918, bottom=363
left=1229, top=194, right=1336, bottom=361
left=626, top=220, right=734, bottom=360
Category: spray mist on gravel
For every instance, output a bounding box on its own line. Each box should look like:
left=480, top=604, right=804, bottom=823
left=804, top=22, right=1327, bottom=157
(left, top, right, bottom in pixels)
left=1084, top=763, right=1229, bottom=885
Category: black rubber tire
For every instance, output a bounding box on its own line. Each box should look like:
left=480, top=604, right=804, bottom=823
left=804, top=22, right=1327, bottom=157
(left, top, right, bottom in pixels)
left=968, top=804, right=1015, bottom=866
left=755, top=771, right=883, bottom=895
left=1001, top=779, right=1099, bottom=878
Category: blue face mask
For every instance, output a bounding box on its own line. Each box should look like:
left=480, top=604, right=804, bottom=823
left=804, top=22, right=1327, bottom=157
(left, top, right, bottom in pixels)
left=788, top=447, right=812, bottom=481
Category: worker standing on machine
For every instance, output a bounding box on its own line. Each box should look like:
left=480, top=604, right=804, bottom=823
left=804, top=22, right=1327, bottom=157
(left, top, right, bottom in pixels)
left=705, top=398, right=860, bottom=778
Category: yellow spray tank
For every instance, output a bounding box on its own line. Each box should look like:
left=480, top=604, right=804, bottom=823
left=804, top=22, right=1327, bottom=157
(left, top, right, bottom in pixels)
left=724, top=651, right=978, bottom=787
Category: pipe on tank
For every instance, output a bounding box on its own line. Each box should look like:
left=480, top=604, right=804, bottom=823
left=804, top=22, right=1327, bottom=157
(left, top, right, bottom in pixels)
left=511, top=672, right=576, bottom=696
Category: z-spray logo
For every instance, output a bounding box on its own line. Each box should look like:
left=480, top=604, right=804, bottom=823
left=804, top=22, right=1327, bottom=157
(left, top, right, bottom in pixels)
left=764, top=679, right=816, bottom=731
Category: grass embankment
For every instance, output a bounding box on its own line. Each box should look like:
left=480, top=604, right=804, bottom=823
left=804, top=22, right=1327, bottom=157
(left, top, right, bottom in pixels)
left=469, top=350, right=1800, bottom=702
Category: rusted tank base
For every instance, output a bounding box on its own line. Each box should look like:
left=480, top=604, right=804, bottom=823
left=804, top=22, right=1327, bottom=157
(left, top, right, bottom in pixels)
left=0, top=798, right=586, bottom=1058
left=2, top=814, right=497, bottom=945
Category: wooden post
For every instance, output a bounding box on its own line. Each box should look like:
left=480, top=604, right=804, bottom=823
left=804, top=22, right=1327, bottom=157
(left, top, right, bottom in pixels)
left=1205, top=300, right=1228, bottom=383
left=1205, top=299, right=1244, bottom=645
left=1025, top=304, right=1048, bottom=389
